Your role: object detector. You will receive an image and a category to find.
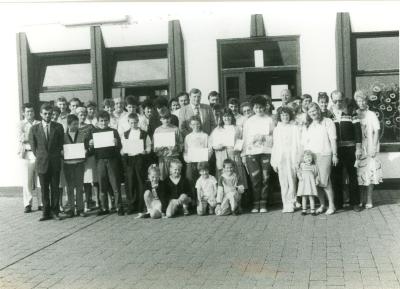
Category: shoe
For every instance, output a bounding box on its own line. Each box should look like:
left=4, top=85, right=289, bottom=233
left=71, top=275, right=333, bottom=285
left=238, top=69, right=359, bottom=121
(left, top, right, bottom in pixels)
left=251, top=208, right=259, bottom=213
left=282, top=208, right=294, bottom=213
left=311, top=210, right=317, bottom=216
left=110, top=207, right=117, bottom=214
left=65, top=210, right=75, bottom=218
left=53, top=213, right=65, bottom=221
left=316, top=206, right=325, bottom=214
left=295, top=202, right=302, bottom=209
left=117, top=209, right=125, bottom=216
left=126, top=209, right=135, bottom=215
left=325, top=208, right=335, bottom=215
left=24, top=205, right=32, bottom=213
left=39, top=215, right=53, bottom=221
left=77, top=211, right=87, bottom=217
left=97, top=210, right=110, bottom=216
left=353, top=205, right=362, bottom=212
left=208, top=207, right=215, bottom=215
left=365, top=203, right=373, bottom=209
left=343, top=202, right=350, bottom=208
left=301, top=210, right=307, bottom=216
left=37, top=206, right=43, bottom=211
left=260, top=208, right=268, bottom=213
left=183, top=207, right=190, bottom=216
left=135, top=212, right=149, bottom=219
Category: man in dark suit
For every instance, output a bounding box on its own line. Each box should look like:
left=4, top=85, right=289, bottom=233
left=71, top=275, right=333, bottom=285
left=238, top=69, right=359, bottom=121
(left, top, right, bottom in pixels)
left=29, top=103, right=65, bottom=221
left=178, top=88, right=216, bottom=137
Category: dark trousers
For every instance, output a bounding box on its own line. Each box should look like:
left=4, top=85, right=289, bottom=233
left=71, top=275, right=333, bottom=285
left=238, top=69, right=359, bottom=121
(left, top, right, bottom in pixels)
left=331, top=146, right=360, bottom=208
left=245, top=154, right=271, bottom=209
left=126, top=155, right=145, bottom=212
left=186, top=162, right=200, bottom=204
left=97, top=158, right=122, bottom=211
left=38, top=164, right=61, bottom=217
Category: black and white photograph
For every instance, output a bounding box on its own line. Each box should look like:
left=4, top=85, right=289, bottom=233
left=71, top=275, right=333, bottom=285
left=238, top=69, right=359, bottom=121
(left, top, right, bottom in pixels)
left=0, top=1, right=399, bottom=288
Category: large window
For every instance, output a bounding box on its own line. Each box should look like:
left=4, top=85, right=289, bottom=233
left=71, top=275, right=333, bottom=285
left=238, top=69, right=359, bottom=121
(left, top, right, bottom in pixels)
left=352, top=31, right=399, bottom=144
left=218, top=36, right=301, bottom=107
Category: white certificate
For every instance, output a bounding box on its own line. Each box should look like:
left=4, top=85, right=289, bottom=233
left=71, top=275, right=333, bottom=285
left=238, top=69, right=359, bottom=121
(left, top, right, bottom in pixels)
left=123, top=139, right=144, bottom=156
left=214, top=126, right=235, bottom=147
left=93, top=131, right=115, bottom=148
left=154, top=132, right=175, bottom=148
left=188, top=147, right=209, bottom=162
left=63, top=143, right=85, bottom=160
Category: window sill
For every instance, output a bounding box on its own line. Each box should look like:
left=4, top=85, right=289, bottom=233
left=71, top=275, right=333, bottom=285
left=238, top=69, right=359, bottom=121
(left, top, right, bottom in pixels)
left=380, top=143, right=400, bottom=152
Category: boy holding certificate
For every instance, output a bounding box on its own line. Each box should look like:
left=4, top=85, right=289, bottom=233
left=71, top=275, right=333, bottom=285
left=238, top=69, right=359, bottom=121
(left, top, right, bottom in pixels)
left=242, top=95, right=275, bottom=213
left=153, top=108, right=183, bottom=181
left=123, top=113, right=152, bottom=215
left=183, top=116, right=212, bottom=202
left=88, top=110, right=124, bottom=216
left=63, top=114, right=88, bottom=217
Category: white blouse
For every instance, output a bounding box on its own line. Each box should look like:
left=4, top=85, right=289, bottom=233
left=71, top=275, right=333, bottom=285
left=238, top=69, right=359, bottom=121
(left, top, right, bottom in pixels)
left=302, top=117, right=337, bottom=156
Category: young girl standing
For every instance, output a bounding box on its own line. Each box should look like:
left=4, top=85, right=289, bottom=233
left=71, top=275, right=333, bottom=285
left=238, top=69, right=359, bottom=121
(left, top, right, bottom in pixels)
left=297, top=150, right=319, bottom=216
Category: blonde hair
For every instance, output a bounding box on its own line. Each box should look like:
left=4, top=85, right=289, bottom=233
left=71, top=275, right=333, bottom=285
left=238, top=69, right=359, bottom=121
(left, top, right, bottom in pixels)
left=148, top=164, right=160, bottom=176
left=354, top=90, right=368, bottom=102
left=302, top=150, right=315, bottom=164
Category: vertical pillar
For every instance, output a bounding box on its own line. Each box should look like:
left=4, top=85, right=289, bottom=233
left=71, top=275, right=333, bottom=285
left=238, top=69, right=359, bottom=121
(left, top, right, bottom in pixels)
left=168, top=20, right=186, bottom=99
left=336, top=12, right=353, bottom=100
left=90, top=26, right=110, bottom=105
left=250, top=14, right=266, bottom=37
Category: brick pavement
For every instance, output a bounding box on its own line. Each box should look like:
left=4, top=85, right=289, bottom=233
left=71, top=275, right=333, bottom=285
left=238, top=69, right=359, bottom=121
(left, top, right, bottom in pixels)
left=1, top=191, right=400, bottom=289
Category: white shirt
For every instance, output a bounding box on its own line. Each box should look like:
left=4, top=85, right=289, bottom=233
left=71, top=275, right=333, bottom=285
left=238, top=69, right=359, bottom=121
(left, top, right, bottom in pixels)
left=243, top=114, right=275, bottom=155
left=302, top=118, right=336, bottom=156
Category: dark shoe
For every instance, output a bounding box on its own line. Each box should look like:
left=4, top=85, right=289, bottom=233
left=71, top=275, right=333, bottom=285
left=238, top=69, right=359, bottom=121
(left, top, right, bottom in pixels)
left=126, top=209, right=135, bottom=215
left=353, top=205, right=362, bottom=212
left=301, top=210, right=307, bottom=216
left=24, top=205, right=32, bottom=213
left=117, top=209, right=125, bottom=216
left=37, top=206, right=43, bottom=211
left=97, top=210, right=109, bottom=216
left=65, top=210, right=75, bottom=218
left=39, top=215, right=52, bottom=221
left=77, top=211, right=87, bottom=217
left=311, top=210, right=317, bottom=216
left=53, top=213, right=65, bottom=221
left=110, top=207, right=117, bottom=214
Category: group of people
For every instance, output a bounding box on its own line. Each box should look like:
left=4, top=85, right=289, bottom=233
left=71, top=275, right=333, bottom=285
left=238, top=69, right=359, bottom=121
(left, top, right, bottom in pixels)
left=18, top=87, right=383, bottom=221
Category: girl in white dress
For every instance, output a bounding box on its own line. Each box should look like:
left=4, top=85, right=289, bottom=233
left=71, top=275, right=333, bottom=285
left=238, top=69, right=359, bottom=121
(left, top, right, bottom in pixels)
left=271, top=107, right=302, bottom=213
left=297, top=150, right=319, bottom=216
left=354, top=90, right=383, bottom=208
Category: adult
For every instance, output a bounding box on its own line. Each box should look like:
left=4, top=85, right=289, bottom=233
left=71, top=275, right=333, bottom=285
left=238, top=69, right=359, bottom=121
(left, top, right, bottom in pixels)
left=29, top=103, right=65, bottom=221
left=179, top=88, right=216, bottom=137
left=295, top=94, right=312, bottom=127
left=302, top=102, right=337, bottom=215
left=19, top=103, right=41, bottom=213
left=330, top=90, right=363, bottom=211
left=208, top=91, right=221, bottom=108
left=227, top=97, right=245, bottom=129
left=354, top=90, right=383, bottom=208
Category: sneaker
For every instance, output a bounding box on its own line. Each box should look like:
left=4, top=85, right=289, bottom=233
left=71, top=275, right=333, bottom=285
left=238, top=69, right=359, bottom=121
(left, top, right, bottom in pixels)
left=37, top=205, right=43, bottom=211
left=301, top=210, right=307, bottom=216
left=325, top=208, right=335, bottom=215
left=353, top=205, right=362, bottom=212
left=259, top=208, right=268, bottom=213
left=97, top=210, right=109, bottom=216
left=365, top=203, right=373, bottom=209
left=251, top=208, right=259, bottom=213
left=295, top=202, right=302, bottom=209
left=65, top=210, right=75, bottom=218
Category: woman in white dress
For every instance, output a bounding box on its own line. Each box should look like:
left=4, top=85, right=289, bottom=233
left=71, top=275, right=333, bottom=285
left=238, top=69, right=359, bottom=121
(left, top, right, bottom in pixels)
left=302, top=102, right=338, bottom=215
left=271, top=107, right=302, bottom=213
left=354, top=90, right=383, bottom=208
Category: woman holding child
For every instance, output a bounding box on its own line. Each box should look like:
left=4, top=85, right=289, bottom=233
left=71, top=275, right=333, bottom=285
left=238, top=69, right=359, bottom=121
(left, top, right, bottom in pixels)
left=302, top=102, right=338, bottom=215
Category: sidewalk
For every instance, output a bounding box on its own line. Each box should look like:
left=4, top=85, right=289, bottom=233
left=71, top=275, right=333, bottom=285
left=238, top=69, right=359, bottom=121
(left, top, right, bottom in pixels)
left=0, top=190, right=400, bottom=289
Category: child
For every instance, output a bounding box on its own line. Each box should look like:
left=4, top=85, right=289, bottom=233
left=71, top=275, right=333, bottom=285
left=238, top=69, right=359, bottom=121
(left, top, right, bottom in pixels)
left=164, top=159, right=192, bottom=217
left=56, top=97, right=69, bottom=132
left=169, top=97, right=180, bottom=117
left=271, top=107, right=302, bottom=213
left=318, top=92, right=334, bottom=119
left=183, top=116, right=212, bottom=201
left=88, top=110, right=124, bottom=216
left=228, top=98, right=245, bottom=129
left=196, top=162, right=217, bottom=216
left=216, top=159, right=245, bottom=216
left=51, top=107, right=61, bottom=122
left=85, top=101, right=98, bottom=126
left=153, top=108, right=183, bottom=181
left=141, top=164, right=168, bottom=219
left=69, top=98, right=81, bottom=115
left=296, top=150, right=319, bottom=216
left=242, top=95, right=275, bottom=213
left=139, top=99, right=153, bottom=133
left=123, top=113, right=152, bottom=215
left=63, top=114, right=88, bottom=217
left=103, top=98, right=117, bottom=129
left=118, top=95, right=138, bottom=137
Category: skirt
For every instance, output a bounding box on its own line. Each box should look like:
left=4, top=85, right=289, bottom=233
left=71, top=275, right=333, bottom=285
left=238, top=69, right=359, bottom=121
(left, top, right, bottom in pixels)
left=356, top=156, right=383, bottom=186
left=315, top=154, right=332, bottom=188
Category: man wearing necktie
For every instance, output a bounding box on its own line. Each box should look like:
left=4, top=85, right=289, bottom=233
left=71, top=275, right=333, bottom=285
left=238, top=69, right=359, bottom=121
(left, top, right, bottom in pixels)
left=178, top=88, right=216, bottom=137
left=29, top=103, right=65, bottom=221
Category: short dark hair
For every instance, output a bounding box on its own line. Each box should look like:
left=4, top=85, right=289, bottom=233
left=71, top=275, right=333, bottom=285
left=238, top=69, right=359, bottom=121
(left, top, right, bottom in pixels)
left=318, top=92, right=329, bottom=103
left=189, top=115, right=202, bottom=129
left=177, top=92, right=189, bottom=98
left=197, top=162, right=209, bottom=171
left=67, top=114, right=79, bottom=125
left=301, top=94, right=312, bottom=102
left=189, top=88, right=201, bottom=95
left=103, top=98, right=114, bottom=108
left=86, top=101, right=97, bottom=108
left=97, top=110, right=110, bottom=120
left=52, top=106, right=61, bottom=114
left=40, top=103, right=53, bottom=112
left=127, top=112, right=139, bottom=120
left=56, top=97, right=67, bottom=104
left=69, top=98, right=81, bottom=105
left=208, top=91, right=219, bottom=99
left=142, top=99, right=154, bottom=110
left=223, top=158, right=235, bottom=168
left=125, top=95, right=138, bottom=107
left=159, top=107, right=171, bottom=119
left=240, top=101, right=252, bottom=110
left=22, top=103, right=34, bottom=111
left=169, top=97, right=179, bottom=107
left=251, top=94, right=267, bottom=107
left=220, top=108, right=236, bottom=126
left=228, top=98, right=239, bottom=106
left=154, top=96, right=169, bottom=109
left=276, top=106, right=294, bottom=122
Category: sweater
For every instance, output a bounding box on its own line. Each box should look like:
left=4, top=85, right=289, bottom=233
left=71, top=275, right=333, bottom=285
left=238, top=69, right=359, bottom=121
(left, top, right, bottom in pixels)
left=89, top=127, right=122, bottom=160
left=164, top=176, right=192, bottom=200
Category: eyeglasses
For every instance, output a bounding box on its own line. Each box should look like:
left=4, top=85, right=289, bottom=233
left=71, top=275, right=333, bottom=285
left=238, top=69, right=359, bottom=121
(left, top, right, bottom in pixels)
left=332, top=99, right=344, bottom=104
